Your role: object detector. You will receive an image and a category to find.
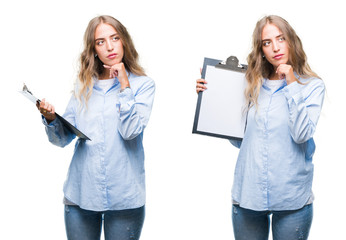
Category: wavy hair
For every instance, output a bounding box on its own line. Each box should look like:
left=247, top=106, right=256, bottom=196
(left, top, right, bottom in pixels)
left=77, top=15, right=145, bottom=105
left=245, top=15, right=319, bottom=109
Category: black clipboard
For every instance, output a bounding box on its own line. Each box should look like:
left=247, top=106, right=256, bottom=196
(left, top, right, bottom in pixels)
left=20, top=84, right=91, bottom=141
left=192, top=56, right=247, bottom=141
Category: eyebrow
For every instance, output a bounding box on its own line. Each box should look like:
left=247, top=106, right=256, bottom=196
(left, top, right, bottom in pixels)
left=262, top=34, right=284, bottom=42
left=95, top=33, right=119, bottom=42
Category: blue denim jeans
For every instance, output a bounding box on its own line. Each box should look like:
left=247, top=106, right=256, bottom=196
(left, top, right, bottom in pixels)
left=232, top=204, right=313, bottom=240
left=64, top=205, right=145, bottom=240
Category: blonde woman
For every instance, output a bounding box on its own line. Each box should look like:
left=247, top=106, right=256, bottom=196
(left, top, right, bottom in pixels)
left=196, top=15, right=325, bottom=240
left=37, top=15, right=155, bottom=240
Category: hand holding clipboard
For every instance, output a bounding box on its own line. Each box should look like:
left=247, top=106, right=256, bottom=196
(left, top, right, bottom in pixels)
left=20, top=84, right=91, bottom=140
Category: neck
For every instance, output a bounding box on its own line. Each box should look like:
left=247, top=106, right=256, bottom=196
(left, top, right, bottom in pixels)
left=269, top=70, right=280, bottom=80
left=99, top=69, right=111, bottom=80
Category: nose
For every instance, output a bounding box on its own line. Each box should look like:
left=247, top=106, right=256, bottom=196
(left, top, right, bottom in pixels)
left=106, top=40, right=114, bottom=51
left=272, top=41, right=280, bottom=52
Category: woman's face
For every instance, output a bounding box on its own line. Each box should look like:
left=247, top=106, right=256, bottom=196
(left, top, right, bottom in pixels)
left=94, top=23, right=124, bottom=66
left=261, top=23, right=289, bottom=69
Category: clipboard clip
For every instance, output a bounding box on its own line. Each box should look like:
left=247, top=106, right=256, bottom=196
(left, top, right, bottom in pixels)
left=23, top=83, right=33, bottom=95
left=215, top=56, right=247, bottom=72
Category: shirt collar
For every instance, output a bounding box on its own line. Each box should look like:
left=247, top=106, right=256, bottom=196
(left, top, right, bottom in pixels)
left=92, top=70, right=130, bottom=91
left=262, top=71, right=301, bottom=93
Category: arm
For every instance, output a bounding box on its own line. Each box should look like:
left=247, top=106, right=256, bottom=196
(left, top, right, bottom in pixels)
left=40, top=96, right=77, bottom=147
left=117, top=78, right=155, bottom=140
left=283, top=78, right=325, bottom=144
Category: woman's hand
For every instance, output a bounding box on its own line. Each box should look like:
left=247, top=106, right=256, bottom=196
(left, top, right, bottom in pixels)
left=36, top=98, right=56, bottom=123
left=276, top=64, right=297, bottom=85
left=196, top=78, right=207, bottom=94
left=196, top=68, right=208, bottom=94
left=103, top=62, right=130, bottom=90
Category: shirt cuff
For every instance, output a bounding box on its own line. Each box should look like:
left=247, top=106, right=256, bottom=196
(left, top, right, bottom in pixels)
left=41, top=115, right=58, bottom=127
left=117, top=87, right=135, bottom=111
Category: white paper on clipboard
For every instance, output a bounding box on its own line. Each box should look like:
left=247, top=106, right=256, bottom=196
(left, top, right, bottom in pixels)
left=192, top=57, right=247, bottom=140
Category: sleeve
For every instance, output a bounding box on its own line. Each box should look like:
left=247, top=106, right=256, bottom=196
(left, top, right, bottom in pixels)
left=42, top=95, right=77, bottom=147
left=116, top=77, right=155, bottom=140
left=283, top=78, right=325, bottom=144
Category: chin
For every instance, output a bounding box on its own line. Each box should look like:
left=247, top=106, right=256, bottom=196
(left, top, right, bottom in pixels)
left=273, top=60, right=288, bottom=67
left=110, top=59, right=122, bottom=65
left=102, top=59, right=120, bottom=66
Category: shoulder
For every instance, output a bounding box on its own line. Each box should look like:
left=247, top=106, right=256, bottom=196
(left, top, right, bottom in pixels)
left=300, top=76, right=325, bottom=92
left=296, top=77, right=325, bottom=102
left=129, top=73, right=154, bottom=83
left=300, top=76, right=324, bottom=86
left=128, top=73, right=155, bottom=89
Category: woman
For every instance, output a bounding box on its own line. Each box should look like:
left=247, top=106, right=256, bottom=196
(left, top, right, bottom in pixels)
left=37, top=15, right=155, bottom=240
left=196, top=15, right=325, bottom=240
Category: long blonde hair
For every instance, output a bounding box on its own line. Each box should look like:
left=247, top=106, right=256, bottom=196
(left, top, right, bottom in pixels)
left=245, top=15, right=319, bottom=109
left=77, top=15, right=145, bottom=105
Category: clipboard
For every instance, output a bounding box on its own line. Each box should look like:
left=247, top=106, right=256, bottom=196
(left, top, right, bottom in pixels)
left=20, top=84, right=91, bottom=141
left=192, top=56, right=248, bottom=141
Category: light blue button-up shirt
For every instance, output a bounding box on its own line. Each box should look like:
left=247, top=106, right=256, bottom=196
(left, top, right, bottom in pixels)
left=231, top=77, right=325, bottom=211
left=43, top=73, right=155, bottom=211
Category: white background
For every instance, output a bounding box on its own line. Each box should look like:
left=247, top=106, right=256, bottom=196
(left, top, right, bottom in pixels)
left=1, top=0, right=345, bottom=239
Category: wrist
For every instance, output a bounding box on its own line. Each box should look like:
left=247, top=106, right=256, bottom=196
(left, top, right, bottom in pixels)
left=42, top=114, right=56, bottom=125
left=120, top=79, right=130, bottom=90
left=45, top=115, right=56, bottom=124
left=119, top=75, right=130, bottom=89
left=120, top=86, right=130, bottom=93
left=286, top=75, right=297, bottom=85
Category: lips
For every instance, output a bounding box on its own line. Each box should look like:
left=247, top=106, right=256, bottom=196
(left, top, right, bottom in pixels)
left=107, top=53, right=117, bottom=59
left=273, top=54, right=284, bottom=60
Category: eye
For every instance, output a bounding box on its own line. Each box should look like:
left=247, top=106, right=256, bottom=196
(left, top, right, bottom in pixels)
left=263, top=41, right=270, bottom=47
left=278, top=37, right=285, bottom=42
left=96, top=40, right=104, bottom=46
left=112, top=36, right=120, bottom=41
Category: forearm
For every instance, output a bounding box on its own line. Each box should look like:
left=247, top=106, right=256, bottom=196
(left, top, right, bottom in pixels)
left=42, top=113, right=75, bottom=147
left=117, top=80, right=155, bottom=140
left=284, top=80, right=325, bottom=144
